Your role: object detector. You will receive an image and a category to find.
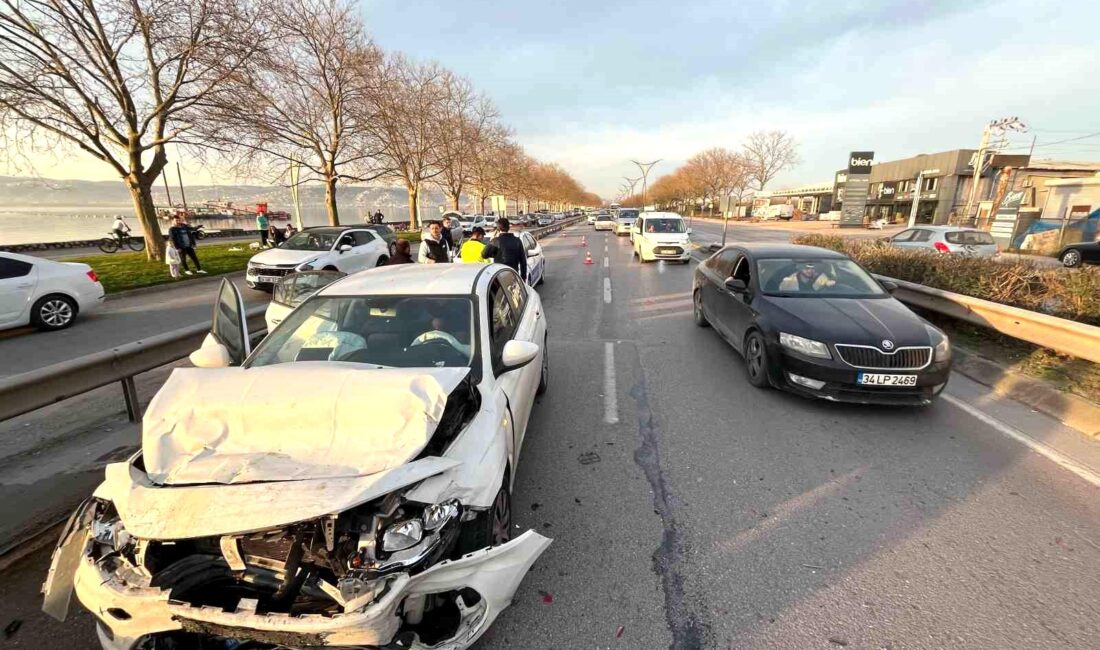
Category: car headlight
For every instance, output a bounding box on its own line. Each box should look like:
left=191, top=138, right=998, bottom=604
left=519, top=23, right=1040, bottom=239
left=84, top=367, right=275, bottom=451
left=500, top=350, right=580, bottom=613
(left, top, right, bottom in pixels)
left=926, top=325, right=950, bottom=361
left=91, top=517, right=131, bottom=552
left=422, top=500, right=459, bottom=531
left=296, top=258, right=319, bottom=272
left=382, top=519, right=423, bottom=552
left=779, top=332, right=832, bottom=359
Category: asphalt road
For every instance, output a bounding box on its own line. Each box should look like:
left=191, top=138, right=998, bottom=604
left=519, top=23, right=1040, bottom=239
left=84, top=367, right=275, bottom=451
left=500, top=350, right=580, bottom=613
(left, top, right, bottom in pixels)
left=2, top=224, right=1098, bottom=649
left=0, top=274, right=270, bottom=378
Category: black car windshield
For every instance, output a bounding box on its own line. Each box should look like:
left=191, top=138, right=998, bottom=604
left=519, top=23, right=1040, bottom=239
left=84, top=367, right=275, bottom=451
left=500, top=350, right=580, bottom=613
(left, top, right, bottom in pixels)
left=757, top=258, right=886, bottom=297
left=643, top=218, right=685, bottom=233
left=284, top=231, right=340, bottom=251
left=249, top=296, right=476, bottom=368
left=596, top=215, right=614, bottom=221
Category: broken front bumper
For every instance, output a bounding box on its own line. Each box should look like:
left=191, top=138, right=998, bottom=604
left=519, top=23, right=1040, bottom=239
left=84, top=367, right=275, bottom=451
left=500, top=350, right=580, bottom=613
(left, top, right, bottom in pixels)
left=56, top=530, right=550, bottom=649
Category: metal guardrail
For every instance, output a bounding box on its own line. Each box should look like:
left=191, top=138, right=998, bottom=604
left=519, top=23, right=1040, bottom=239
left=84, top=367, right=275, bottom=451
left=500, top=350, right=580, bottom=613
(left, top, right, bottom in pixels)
left=0, top=218, right=583, bottom=425
left=875, top=274, right=1100, bottom=364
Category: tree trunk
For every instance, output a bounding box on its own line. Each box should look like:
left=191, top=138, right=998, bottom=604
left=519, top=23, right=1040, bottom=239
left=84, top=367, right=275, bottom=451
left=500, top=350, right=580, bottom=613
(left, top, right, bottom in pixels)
left=324, top=175, right=340, bottom=226
left=449, top=192, right=460, bottom=211
left=127, top=180, right=166, bottom=261
left=478, top=194, right=486, bottom=214
left=407, top=185, right=419, bottom=229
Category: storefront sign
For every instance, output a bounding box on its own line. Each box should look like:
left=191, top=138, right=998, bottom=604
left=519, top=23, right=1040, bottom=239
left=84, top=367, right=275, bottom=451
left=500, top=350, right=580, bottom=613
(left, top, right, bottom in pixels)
left=990, top=189, right=1025, bottom=246
left=878, top=181, right=896, bottom=200
left=841, top=151, right=873, bottom=226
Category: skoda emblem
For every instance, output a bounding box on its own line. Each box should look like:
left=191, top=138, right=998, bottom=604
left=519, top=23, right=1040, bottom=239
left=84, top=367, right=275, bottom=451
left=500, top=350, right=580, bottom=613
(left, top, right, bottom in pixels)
left=881, top=339, right=895, bottom=351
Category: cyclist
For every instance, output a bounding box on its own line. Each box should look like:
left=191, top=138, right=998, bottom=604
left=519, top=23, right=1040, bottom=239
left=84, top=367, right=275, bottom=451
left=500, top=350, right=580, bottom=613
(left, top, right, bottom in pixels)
left=112, top=215, right=131, bottom=243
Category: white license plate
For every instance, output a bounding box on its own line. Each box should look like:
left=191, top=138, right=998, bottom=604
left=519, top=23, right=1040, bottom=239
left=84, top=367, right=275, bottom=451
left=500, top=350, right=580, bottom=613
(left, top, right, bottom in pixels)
left=659, top=248, right=678, bottom=254
left=257, top=275, right=280, bottom=284
left=857, top=373, right=917, bottom=386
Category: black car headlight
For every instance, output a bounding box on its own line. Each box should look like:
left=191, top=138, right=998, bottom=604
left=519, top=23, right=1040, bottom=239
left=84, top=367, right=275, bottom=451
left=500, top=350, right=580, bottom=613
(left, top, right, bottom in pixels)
left=779, top=332, right=832, bottom=359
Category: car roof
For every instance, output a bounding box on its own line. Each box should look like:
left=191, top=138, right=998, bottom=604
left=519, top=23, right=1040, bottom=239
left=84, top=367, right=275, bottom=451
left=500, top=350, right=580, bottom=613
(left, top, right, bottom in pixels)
left=639, top=212, right=683, bottom=219
left=318, top=262, right=502, bottom=297
left=907, top=225, right=980, bottom=232
left=724, top=243, right=849, bottom=259
left=303, top=226, right=355, bottom=234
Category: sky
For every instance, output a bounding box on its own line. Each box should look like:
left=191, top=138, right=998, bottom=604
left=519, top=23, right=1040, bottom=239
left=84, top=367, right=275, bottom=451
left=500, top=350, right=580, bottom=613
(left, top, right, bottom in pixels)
left=15, top=0, right=1100, bottom=199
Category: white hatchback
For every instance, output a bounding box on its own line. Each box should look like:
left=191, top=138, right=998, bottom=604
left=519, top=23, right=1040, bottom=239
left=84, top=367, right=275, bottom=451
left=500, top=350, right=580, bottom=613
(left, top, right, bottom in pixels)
left=0, top=251, right=105, bottom=331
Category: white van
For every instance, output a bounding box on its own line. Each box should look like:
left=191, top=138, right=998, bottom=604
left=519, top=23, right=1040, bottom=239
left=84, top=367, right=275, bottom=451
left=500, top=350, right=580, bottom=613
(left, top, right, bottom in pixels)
left=632, top=212, right=692, bottom=263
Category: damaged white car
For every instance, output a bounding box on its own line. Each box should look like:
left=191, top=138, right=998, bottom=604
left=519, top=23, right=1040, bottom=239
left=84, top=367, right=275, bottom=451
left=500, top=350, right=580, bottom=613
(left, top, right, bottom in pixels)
left=43, top=264, right=551, bottom=649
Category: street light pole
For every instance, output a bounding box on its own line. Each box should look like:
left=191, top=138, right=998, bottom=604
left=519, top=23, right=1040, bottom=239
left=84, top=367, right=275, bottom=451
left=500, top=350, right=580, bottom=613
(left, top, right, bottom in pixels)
left=622, top=176, right=640, bottom=205
left=632, top=159, right=660, bottom=211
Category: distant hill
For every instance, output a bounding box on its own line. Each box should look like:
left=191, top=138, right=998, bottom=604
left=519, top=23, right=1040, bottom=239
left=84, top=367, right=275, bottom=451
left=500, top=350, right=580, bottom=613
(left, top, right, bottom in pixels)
left=0, top=175, right=452, bottom=213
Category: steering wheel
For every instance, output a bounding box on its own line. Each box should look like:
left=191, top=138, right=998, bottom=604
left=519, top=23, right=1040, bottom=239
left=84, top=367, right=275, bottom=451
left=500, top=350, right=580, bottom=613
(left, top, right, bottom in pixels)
left=411, top=330, right=466, bottom=355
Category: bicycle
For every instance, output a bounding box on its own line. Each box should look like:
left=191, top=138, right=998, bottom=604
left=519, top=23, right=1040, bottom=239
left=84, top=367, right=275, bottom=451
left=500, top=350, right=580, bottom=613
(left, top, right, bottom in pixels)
left=98, top=232, right=146, bottom=253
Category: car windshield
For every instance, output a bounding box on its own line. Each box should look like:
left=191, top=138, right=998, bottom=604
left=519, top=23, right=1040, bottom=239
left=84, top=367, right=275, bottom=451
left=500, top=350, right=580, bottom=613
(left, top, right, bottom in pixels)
left=596, top=215, right=613, bottom=221
left=619, top=209, right=639, bottom=219
left=643, top=218, right=685, bottom=233
left=757, top=258, right=886, bottom=297
left=283, top=231, right=339, bottom=251
left=249, top=296, right=476, bottom=368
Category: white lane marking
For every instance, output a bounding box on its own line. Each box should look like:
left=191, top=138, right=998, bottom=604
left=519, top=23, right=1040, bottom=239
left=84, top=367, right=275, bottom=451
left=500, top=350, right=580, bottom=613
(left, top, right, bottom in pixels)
left=603, top=342, right=619, bottom=424
left=604, top=244, right=608, bottom=253
left=603, top=277, right=612, bottom=304
left=603, top=257, right=609, bottom=268
left=942, top=394, right=1100, bottom=488
left=657, top=260, right=666, bottom=274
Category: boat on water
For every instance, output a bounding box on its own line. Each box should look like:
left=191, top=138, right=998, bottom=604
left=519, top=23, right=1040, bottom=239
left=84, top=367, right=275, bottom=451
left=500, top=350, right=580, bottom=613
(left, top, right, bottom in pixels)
left=156, top=200, right=290, bottom=222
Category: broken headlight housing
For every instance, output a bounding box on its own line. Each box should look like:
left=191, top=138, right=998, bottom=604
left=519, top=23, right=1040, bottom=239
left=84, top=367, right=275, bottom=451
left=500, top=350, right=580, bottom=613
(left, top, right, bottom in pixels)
left=382, top=519, right=424, bottom=552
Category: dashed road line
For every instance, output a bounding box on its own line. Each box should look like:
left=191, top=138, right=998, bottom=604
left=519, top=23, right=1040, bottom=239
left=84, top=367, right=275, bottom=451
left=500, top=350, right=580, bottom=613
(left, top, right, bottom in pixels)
left=603, top=277, right=612, bottom=304
left=603, top=257, right=609, bottom=268
left=603, top=342, right=619, bottom=424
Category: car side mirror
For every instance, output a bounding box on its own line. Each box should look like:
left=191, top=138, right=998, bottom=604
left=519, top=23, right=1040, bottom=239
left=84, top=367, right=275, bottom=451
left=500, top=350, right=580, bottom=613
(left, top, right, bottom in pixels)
left=686, top=228, right=693, bottom=234
left=724, top=277, right=748, bottom=293
left=527, top=247, right=540, bottom=257
left=339, top=244, right=353, bottom=253
left=880, top=280, right=898, bottom=293
left=189, top=342, right=232, bottom=368
left=500, top=340, right=539, bottom=373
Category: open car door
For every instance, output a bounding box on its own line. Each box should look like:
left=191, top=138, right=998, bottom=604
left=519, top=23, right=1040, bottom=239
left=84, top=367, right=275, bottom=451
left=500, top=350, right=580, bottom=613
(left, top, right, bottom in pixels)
left=211, top=278, right=251, bottom=366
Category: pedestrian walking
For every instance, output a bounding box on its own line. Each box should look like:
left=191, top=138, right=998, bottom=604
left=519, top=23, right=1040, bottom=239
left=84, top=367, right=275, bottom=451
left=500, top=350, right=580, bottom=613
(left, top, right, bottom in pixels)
left=481, top=218, right=527, bottom=279
left=165, top=241, right=181, bottom=279
left=168, top=215, right=205, bottom=275
left=385, top=239, right=415, bottom=265
left=372, top=211, right=384, bottom=224
left=418, top=221, right=452, bottom=264
left=256, top=209, right=270, bottom=247
left=459, top=227, right=489, bottom=263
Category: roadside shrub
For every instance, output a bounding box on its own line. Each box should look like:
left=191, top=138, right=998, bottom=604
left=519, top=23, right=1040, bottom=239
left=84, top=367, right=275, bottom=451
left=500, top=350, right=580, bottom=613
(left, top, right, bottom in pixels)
left=790, top=234, right=1100, bottom=326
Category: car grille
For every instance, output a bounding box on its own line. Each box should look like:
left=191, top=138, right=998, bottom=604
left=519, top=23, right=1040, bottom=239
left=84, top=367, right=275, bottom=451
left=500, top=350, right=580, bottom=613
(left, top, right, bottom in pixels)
left=248, top=264, right=295, bottom=278
left=835, top=345, right=932, bottom=370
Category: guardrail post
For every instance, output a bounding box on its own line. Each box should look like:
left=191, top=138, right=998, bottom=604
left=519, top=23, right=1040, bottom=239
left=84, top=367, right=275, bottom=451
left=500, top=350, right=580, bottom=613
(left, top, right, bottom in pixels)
left=121, top=376, right=141, bottom=422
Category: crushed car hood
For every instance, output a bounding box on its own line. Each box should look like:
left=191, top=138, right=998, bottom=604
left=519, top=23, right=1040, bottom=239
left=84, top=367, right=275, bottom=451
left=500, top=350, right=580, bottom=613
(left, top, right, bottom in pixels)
left=143, top=365, right=470, bottom=485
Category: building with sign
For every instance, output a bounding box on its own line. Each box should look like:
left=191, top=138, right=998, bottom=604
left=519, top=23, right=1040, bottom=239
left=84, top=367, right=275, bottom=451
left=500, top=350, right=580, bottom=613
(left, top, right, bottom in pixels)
left=751, top=182, right=835, bottom=217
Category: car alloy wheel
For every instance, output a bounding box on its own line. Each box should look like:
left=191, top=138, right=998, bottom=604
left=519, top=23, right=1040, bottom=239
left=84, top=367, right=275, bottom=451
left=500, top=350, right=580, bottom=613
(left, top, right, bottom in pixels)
left=1061, top=250, right=1081, bottom=267
left=693, top=290, right=709, bottom=327
left=744, top=332, right=769, bottom=388
left=35, top=296, right=75, bottom=330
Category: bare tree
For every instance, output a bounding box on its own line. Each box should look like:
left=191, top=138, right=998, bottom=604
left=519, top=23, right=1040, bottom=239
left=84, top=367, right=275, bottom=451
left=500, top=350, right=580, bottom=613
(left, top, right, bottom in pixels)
left=742, top=130, right=800, bottom=190
left=432, top=74, right=499, bottom=212
left=0, top=0, right=263, bottom=259
left=199, top=0, right=381, bottom=226
left=368, top=54, right=450, bottom=228
left=682, top=148, right=746, bottom=214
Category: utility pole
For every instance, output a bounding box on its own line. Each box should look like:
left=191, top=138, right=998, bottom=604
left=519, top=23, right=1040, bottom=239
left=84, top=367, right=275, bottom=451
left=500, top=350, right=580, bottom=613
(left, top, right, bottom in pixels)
left=907, top=172, right=924, bottom=228
left=622, top=176, right=641, bottom=205
left=631, top=160, right=660, bottom=211
left=962, top=117, right=1027, bottom=223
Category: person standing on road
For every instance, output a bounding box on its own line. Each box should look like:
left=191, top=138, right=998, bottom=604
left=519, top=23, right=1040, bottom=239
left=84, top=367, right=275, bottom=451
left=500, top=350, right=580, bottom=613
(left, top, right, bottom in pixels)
left=256, top=209, right=270, bottom=247
left=440, top=215, right=460, bottom=258
left=418, top=221, right=452, bottom=264
left=459, top=227, right=489, bottom=263
left=169, top=215, right=205, bottom=275
left=111, top=215, right=131, bottom=243
left=385, top=239, right=415, bottom=265
left=481, top=218, right=527, bottom=279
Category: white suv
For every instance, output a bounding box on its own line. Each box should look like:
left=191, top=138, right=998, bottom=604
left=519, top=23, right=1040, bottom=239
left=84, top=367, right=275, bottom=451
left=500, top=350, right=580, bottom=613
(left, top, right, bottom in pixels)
left=246, top=226, right=389, bottom=290
left=632, top=212, right=692, bottom=263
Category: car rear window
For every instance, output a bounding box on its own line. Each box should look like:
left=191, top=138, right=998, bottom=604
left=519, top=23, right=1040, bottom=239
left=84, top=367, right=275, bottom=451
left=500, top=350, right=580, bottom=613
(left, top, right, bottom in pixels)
left=945, top=230, right=995, bottom=245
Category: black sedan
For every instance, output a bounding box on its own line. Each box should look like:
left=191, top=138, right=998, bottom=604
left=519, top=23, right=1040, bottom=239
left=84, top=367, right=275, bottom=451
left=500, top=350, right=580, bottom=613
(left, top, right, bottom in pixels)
left=1057, top=239, right=1100, bottom=267
left=692, top=244, right=952, bottom=405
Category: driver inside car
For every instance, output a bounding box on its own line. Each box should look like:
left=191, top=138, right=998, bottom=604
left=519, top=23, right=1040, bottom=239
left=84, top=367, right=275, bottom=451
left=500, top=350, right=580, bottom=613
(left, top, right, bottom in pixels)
left=779, top=262, right=837, bottom=293
left=410, top=315, right=472, bottom=362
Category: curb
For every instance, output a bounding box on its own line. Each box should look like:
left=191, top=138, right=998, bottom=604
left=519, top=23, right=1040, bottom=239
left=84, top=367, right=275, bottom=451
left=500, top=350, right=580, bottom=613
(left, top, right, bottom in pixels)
left=950, top=347, right=1100, bottom=439
left=104, top=270, right=247, bottom=301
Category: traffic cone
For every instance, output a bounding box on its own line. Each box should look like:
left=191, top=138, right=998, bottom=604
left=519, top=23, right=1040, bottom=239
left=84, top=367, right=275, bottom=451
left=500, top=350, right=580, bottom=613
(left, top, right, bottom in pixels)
left=580, top=235, right=587, bottom=247
left=584, top=251, right=594, bottom=265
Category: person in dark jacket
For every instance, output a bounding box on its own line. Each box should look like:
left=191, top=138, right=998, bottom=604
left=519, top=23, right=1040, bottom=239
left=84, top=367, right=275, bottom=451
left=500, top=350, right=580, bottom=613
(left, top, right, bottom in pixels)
left=385, top=239, right=415, bottom=265
left=481, top=218, right=527, bottom=280
left=418, top=221, right=452, bottom=263
left=168, top=215, right=204, bottom=275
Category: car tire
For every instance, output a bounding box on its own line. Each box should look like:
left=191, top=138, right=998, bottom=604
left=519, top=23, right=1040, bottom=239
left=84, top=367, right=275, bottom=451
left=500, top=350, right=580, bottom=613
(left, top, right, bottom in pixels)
left=376, top=256, right=388, bottom=267
left=389, top=241, right=397, bottom=257
left=457, top=481, right=511, bottom=554
left=1061, top=249, right=1082, bottom=268
left=537, top=338, right=549, bottom=395
left=744, top=331, right=770, bottom=388
left=693, top=290, right=709, bottom=327
left=31, top=294, right=77, bottom=331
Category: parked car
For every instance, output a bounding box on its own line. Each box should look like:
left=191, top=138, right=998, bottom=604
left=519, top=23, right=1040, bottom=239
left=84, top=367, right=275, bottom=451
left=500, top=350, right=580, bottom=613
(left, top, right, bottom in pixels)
left=519, top=230, right=546, bottom=286
left=692, top=243, right=951, bottom=405
left=265, top=269, right=345, bottom=331
left=1057, top=239, right=1100, bottom=267
left=0, top=251, right=104, bottom=332
left=246, top=226, right=389, bottom=290
left=364, top=223, right=399, bottom=256
left=458, top=214, right=489, bottom=234
left=884, top=226, right=999, bottom=257
left=593, top=214, right=615, bottom=231
left=632, top=212, right=691, bottom=262
left=45, top=267, right=551, bottom=649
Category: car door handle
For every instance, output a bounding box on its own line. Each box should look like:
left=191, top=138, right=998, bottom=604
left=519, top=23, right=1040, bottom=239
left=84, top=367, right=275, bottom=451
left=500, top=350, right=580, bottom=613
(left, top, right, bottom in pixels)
left=17, top=283, right=33, bottom=288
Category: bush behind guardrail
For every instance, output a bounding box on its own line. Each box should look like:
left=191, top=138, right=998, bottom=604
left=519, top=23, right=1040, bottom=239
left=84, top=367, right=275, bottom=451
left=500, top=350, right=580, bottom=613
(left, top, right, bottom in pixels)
left=791, top=234, right=1100, bottom=326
